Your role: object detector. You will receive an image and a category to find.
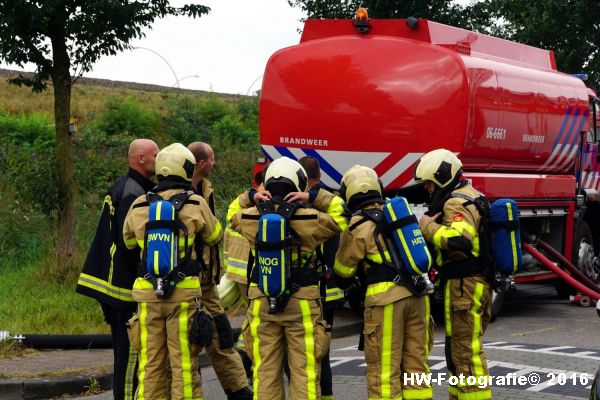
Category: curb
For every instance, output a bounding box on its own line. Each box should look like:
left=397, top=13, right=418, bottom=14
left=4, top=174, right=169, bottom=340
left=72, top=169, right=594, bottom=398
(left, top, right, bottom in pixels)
left=0, top=320, right=362, bottom=399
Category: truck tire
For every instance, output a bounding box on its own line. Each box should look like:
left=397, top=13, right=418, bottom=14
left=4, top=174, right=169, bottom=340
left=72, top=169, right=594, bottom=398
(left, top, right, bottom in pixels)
left=572, top=221, right=599, bottom=283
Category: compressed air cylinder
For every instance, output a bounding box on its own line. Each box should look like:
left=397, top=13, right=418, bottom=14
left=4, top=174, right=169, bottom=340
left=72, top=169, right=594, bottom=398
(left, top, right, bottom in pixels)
left=383, top=196, right=432, bottom=275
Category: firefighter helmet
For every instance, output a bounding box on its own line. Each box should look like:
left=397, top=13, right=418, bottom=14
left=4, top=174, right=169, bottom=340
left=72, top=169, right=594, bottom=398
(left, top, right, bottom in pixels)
left=155, top=143, right=196, bottom=182
left=413, top=149, right=463, bottom=188
left=217, top=276, right=241, bottom=309
left=340, top=165, right=383, bottom=211
left=264, top=157, right=308, bottom=194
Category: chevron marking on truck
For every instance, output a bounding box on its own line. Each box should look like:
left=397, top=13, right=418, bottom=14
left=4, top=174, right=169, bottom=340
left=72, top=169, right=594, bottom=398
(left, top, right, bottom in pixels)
left=261, top=145, right=390, bottom=189
left=554, top=108, right=589, bottom=172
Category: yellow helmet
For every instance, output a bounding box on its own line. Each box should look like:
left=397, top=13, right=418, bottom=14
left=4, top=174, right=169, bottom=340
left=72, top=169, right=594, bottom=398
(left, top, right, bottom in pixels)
left=264, top=157, right=308, bottom=194
left=340, top=165, right=383, bottom=210
left=155, top=143, right=196, bottom=182
left=413, top=149, right=463, bottom=188
left=217, top=276, right=241, bottom=309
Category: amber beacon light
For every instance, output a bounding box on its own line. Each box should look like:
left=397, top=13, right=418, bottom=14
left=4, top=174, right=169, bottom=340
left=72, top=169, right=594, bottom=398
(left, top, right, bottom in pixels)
left=352, top=7, right=371, bottom=33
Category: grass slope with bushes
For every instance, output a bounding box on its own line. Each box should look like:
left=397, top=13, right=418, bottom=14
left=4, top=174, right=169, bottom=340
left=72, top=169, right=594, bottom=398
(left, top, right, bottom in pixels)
left=0, top=76, right=260, bottom=335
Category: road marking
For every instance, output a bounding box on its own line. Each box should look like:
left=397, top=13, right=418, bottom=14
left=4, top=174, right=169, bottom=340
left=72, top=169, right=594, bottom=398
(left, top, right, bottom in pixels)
left=510, top=327, right=556, bottom=337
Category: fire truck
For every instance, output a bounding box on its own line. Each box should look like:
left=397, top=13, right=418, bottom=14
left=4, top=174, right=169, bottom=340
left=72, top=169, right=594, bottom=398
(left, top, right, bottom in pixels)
left=253, top=11, right=600, bottom=316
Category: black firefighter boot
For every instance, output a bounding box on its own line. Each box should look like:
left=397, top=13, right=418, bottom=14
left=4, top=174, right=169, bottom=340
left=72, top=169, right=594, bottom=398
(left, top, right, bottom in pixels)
left=225, top=386, right=253, bottom=400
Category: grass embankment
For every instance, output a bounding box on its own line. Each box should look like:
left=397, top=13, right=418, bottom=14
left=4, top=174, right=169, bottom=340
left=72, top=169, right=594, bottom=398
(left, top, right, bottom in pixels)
left=0, top=72, right=258, bottom=344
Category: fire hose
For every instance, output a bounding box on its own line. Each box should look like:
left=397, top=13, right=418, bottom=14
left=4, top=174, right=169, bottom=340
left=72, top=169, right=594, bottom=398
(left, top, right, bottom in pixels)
left=522, top=242, right=600, bottom=301
left=536, top=239, right=600, bottom=293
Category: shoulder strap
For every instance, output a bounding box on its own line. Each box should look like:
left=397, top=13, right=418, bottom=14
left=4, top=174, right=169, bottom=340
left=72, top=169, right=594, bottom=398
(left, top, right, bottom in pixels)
left=146, top=192, right=163, bottom=204
left=349, top=208, right=383, bottom=232
left=168, top=190, right=194, bottom=212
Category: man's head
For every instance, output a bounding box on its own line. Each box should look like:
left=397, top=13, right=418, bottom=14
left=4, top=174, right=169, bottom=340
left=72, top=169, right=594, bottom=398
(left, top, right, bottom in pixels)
left=298, top=156, right=321, bottom=189
left=155, top=143, right=196, bottom=182
left=188, top=142, right=216, bottom=182
left=128, top=139, right=159, bottom=178
left=264, top=157, right=308, bottom=198
left=340, top=165, right=383, bottom=212
left=413, top=149, right=463, bottom=196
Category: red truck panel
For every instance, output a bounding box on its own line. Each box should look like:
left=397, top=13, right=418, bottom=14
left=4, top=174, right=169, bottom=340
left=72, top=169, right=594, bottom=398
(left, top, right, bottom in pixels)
left=260, top=18, right=590, bottom=194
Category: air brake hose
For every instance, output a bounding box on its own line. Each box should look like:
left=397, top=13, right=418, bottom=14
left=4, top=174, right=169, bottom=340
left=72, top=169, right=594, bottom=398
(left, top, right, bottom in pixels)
left=536, top=239, right=600, bottom=293
left=522, top=242, right=600, bottom=301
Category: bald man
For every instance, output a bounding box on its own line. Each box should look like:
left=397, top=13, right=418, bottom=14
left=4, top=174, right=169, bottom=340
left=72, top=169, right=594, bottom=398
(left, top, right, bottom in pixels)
left=77, top=139, right=158, bottom=400
left=188, top=142, right=252, bottom=400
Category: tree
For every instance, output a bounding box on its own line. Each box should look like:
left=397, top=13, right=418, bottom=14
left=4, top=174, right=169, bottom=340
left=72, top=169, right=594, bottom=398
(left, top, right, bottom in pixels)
left=287, top=0, right=485, bottom=29
left=0, top=1, right=209, bottom=278
left=480, top=0, right=600, bottom=85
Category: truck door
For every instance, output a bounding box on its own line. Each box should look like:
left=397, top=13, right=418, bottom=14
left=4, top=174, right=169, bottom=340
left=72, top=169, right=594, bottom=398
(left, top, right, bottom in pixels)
left=578, top=99, right=599, bottom=191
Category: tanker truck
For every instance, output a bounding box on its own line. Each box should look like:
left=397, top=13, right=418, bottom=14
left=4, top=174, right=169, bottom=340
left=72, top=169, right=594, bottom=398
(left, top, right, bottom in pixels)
left=253, top=11, right=600, bottom=316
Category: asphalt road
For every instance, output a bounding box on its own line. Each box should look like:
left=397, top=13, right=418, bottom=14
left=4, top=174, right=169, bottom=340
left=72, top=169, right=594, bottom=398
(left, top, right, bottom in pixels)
left=61, top=282, right=600, bottom=399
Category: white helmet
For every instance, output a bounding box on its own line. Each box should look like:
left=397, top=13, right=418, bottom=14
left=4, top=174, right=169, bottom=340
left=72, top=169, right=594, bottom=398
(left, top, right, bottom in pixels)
left=155, top=143, right=196, bottom=182
left=264, top=157, right=308, bottom=193
left=413, top=149, right=463, bottom=188
left=217, top=276, right=241, bottom=309
left=340, top=165, right=383, bottom=211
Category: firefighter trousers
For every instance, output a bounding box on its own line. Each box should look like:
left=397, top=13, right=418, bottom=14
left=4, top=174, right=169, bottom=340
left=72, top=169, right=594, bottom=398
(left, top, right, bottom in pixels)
left=363, top=295, right=433, bottom=400
left=244, top=295, right=329, bottom=400
left=134, top=300, right=203, bottom=400
left=201, top=282, right=249, bottom=393
left=320, top=306, right=335, bottom=400
left=444, top=276, right=492, bottom=400
left=101, top=303, right=138, bottom=400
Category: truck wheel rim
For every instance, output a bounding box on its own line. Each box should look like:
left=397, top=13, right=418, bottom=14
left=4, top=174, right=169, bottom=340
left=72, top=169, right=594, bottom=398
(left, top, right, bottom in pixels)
left=578, top=240, right=599, bottom=282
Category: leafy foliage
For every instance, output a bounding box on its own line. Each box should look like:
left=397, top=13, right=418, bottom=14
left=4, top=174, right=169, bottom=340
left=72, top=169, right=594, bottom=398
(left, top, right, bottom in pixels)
left=0, top=1, right=210, bottom=91
left=478, top=0, right=600, bottom=84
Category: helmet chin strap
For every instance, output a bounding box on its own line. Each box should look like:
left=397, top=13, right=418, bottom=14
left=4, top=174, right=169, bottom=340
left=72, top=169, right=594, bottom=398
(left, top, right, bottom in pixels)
left=426, top=177, right=464, bottom=215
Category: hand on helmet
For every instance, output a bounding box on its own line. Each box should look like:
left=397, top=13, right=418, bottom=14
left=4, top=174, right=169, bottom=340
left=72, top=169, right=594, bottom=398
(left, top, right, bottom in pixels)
left=253, top=190, right=272, bottom=203
left=284, top=191, right=310, bottom=204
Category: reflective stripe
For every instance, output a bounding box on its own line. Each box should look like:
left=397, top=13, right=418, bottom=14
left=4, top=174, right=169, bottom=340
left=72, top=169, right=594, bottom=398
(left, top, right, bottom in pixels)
left=444, top=282, right=451, bottom=336
left=404, top=387, right=433, bottom=399
left=125, top=238, right=138, bottom=248
left=327, top=196, right=348, bottom=231
left=322, top=396, right=333, bottom=400
left=333, top=259, right=355, bottom=278
left=250, top=300, right=262, bottom=400
left=205, top=221, right=222, bottom=246
left=448, top=384, right=459, bottom=396
left=179, top=302, right=193, bottom=399
left=507, top=202, right=518, bottom=274
left=432, top=221, right=479, bottom=257
left=136, top=239, right=145, bottom=249
left=470, top=283, right=485, bottom=377
left=77, top=273, right=134, bottom=301
left=227, top=265, right=248, bottom=278
left=424, top=295, right=431, bottom=373
left=133, top=276, right=200, bottom=290
left=299, top=300, right=317, bottom=400
left=381, top=303, right=394, bottom=399
left=366, top=250, right=391, bottom=265
left=325, top=287, right=344, bottom=302
left=365, top=281, right=395, bottom=297
left=457, top=389, right=492, bottom=400
left=107, top=242, right=117, bottom=285
left=124, top=344, right=137, bottom=400
left=226, top=226, right=244, bottom=238
left=138, top=303, right=148, bottom=400
left=226, top=198, right=243, bottom=223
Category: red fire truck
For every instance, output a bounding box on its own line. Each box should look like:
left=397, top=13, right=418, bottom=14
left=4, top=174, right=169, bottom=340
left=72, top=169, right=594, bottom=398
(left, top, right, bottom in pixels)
left=254, top=12, right=600, bottom=314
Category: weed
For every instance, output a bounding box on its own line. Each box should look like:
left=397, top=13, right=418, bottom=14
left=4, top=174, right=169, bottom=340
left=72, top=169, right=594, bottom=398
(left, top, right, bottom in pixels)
left=84, top=378, right=103, bottom=395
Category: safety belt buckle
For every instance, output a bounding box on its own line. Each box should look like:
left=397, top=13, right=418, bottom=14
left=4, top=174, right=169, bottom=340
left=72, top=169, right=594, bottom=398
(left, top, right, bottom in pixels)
left=392, top=275, right=403, bottom=284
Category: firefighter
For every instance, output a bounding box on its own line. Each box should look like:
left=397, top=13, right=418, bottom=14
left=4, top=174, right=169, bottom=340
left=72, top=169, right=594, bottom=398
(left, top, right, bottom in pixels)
left=230, top=156, right=347, bottom=400
left=76, top=138, right=158, bottom=400
left=333, top=165, right=433, bottom=400
left=298, top=156, right=343, bottom=400
left=414, top=149, right=492, bottom=400
left=222, top=167, right=268, bottom=379
left=187, top=141, right=252, bottom=400
left=123, top=143, right=223, bottom=400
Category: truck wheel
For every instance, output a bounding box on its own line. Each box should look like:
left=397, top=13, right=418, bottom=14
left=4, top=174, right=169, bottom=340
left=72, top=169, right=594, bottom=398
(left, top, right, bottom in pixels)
left=573, top=221, right=599, bottom=282
left=490, top=289, right=504, bottom=322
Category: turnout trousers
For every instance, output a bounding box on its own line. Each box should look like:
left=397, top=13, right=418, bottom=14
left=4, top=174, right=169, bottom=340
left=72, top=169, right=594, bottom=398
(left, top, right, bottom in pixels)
left=134, top=300, right=203, bottom=400
left=101, top=303, right=138, bottom=400
left=444, top=276, right=492, bottom=400
left=200, top=282, right=249, bottom=393
left=244, top=295, right=329, bottom=400
left=363, top=295, right=433, bottom=400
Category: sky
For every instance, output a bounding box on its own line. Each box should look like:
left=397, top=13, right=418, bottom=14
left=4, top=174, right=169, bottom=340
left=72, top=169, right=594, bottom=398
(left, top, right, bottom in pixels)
left=1, top=1, right=306, bottom=95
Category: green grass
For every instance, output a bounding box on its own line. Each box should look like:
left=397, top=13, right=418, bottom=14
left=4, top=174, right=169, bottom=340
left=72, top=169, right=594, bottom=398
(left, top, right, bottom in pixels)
left=0, top=261, right=107, bottom=334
